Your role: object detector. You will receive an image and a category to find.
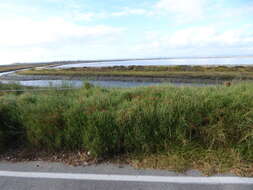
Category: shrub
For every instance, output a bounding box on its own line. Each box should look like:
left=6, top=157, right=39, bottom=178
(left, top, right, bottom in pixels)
left=0, top=95, right=24, bottom=152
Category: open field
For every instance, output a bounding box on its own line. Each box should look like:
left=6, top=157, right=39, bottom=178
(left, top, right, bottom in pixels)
left=19, top=65, right=253, bottom=82
left=0, top=82, right=253, bottom=176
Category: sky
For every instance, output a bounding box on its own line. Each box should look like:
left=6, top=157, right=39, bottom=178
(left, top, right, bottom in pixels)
left=0, top=0, right=253, bottom=64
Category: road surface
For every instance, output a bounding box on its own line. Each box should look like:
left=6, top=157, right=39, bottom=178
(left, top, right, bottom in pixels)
left=0, top=161, right=252, bottom=190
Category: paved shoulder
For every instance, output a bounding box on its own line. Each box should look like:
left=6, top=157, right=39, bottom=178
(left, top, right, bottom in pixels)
left=0, top=161, right=252, bottom=190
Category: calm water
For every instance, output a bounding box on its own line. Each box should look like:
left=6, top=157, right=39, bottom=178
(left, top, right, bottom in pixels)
left=1, top=80, right=211, bottom=88
left=0, top=70, right=16, bottom=77
left=1, top=57, right=252, bottom=88
left=55, top=57, right=253, bottom=69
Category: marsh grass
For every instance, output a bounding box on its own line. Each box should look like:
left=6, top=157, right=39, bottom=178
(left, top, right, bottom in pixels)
left=0, top=82, right=33, bottom=96
left=19, top=65, right=253, bottom=81
left=0, top=82, right=253, bottom=175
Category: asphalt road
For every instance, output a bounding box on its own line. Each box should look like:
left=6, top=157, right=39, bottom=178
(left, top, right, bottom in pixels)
left=0, top=161, right=252, bottom=190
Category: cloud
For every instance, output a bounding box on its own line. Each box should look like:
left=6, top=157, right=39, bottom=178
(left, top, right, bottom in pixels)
left=166, top=26, right=253, bottom=48
left=75, top=13, right=97, bottom=21
left=134, top=25, right=253, bottom=56
left=111, top=8, right=148, bottom=17
left=1, top=0, right=253, bottom=64
left=73, top=0, right=253, bottom=24
left=73, top=12, right=108, bottom=22
left=155, top=0, right=207, bottom=20
left=0, top=48, right=48, bottom=65
left=0, top=17, right=125, bottom=64
left=74, top=8, right=150, bottom=22
left=0, top=17, right=124, bottom=47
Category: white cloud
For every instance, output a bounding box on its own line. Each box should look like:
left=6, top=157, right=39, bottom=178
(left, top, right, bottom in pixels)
left=0, top=17, right=125, bottom=64
left=74, top=8, right=150, bottom=22
left=165, top=26, right=253, bottom=48
left=134, top=25, right=253, bottom=56
left=1, top=1, right=253, bottom=64
left=73, top=12, right=109, bottom=22
left=75, top=13, right=96, bottom=21
left=111, top=8, right=148, bottom=17
left=0, top=48, right=48, bottom=65
left=0, top=17, right=124, bottom=47
left=155, top=0, right=208, bottom=22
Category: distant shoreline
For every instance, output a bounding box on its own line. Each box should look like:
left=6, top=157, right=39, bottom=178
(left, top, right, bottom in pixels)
left=2, top=65, right=252, bottom=84
left=11, top=55, right=253, bottom=66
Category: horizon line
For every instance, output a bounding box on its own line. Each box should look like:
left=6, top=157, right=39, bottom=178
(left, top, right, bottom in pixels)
left=12, top=55, right=253, bottom=65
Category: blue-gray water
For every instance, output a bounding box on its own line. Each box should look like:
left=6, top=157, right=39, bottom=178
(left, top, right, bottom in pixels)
left=55, top=57, right=253, bottom=69
left=1, top=57, right=252, bottom=88
left=1, top=80, right=211, bottom=88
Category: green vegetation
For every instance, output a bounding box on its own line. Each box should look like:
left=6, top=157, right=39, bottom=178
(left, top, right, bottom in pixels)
left=0, top=82, right=34, bottom=96
left=0, top=82, right=253, bottom=175
left=19, top=65, right=253, bottom=81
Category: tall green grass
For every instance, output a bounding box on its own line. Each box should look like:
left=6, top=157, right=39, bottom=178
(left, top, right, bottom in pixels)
left=0, top=83, right=253, bottom=163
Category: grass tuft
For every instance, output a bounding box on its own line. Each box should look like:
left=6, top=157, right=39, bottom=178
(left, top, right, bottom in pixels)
left=0, top=82, right=253, bottom=175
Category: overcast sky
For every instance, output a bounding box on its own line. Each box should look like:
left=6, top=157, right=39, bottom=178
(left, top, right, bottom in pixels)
left=0, top=0, right=253, bottom=64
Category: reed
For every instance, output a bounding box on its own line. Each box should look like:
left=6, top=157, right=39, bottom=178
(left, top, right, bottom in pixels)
left=0, top=82, right=253, bottom=175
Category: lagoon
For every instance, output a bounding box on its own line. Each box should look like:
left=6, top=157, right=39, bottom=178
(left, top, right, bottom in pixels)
left=55, top=57, right=253, bottom=69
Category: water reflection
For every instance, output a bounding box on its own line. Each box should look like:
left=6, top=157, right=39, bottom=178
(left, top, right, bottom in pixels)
left=1, top=80, right=212, bottom=88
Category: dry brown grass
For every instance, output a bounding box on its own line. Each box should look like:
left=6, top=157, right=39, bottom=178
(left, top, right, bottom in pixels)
left=128, top=149, right=253, bottom=176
